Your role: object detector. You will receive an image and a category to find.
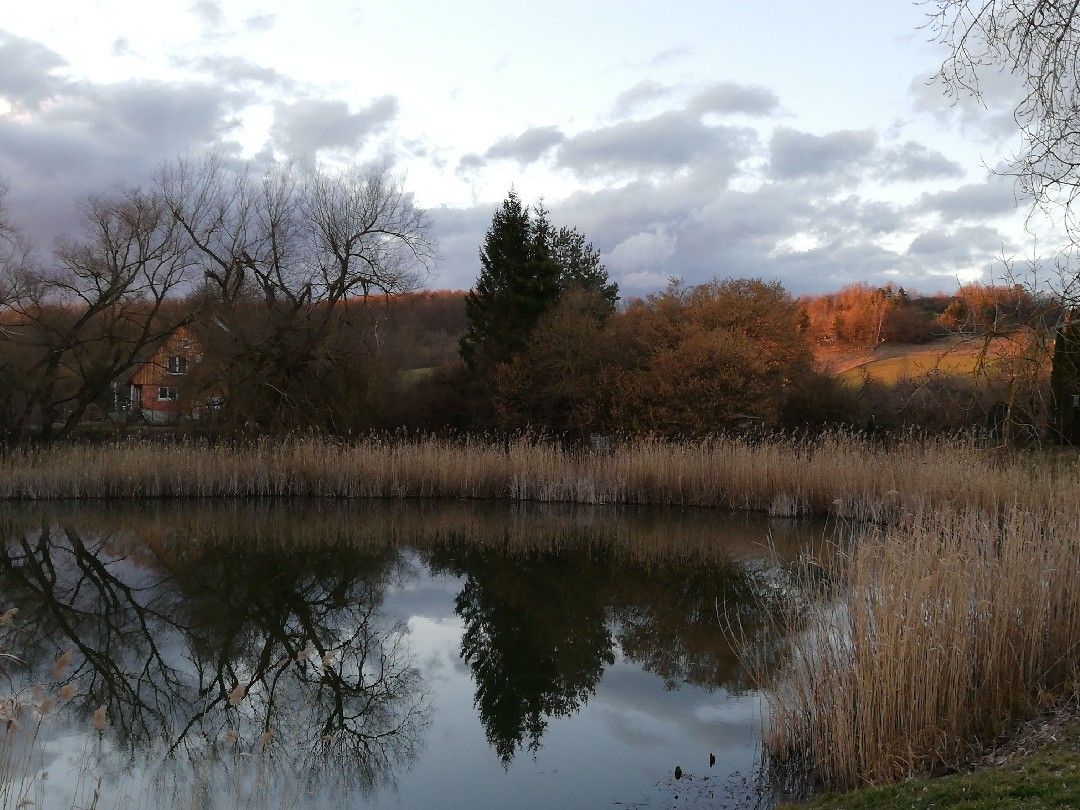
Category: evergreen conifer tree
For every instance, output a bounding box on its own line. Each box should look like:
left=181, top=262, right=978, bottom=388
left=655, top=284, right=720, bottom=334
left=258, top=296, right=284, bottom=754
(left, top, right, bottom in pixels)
left=550, top=225, right=619, bottom=312
left=460, top=190, right=617, bottom=374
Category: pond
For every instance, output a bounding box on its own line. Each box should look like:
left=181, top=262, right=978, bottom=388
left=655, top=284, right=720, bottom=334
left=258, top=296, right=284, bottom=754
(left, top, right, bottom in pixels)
left=0, top=500, right=824, bottom=809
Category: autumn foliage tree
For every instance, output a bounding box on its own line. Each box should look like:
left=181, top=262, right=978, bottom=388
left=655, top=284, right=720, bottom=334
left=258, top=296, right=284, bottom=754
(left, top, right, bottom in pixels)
left=491, top=289, right=618, bottom=434
left=492, top=278, right=815, bottom=436
left=609, top=280, right=813, bottom=434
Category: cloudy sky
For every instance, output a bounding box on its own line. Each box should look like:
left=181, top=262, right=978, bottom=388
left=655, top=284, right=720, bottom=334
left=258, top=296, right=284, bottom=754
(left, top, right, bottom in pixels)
left=0, top=0, right=1048, bottom=295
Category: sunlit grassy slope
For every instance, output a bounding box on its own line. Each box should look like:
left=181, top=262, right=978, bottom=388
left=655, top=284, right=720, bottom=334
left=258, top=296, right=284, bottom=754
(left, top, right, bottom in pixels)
left=819, top=335, right=992, bottom=385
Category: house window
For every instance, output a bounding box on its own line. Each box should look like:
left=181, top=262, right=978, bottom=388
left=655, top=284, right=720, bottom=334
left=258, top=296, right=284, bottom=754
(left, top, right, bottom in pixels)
left=167, top=355, right=188, bottom=375
left=158, top=386, right=178, bottom=401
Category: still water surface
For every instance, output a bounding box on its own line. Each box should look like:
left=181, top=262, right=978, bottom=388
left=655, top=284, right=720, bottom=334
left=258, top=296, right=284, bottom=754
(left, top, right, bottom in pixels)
left=0, top=501, right=821, bottom=809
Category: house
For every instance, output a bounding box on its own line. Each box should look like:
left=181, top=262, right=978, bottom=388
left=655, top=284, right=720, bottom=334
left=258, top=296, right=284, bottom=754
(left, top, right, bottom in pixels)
left=125, top=326, right=202, bottom=424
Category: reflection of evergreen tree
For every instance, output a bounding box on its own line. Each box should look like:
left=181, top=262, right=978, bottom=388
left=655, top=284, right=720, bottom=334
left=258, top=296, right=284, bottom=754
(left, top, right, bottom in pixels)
left=431, top=548, right=615, bottom=765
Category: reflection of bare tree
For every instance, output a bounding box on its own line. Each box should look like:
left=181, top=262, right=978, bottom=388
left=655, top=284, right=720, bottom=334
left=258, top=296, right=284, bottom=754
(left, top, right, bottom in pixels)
left=0, top=500, right=816, bottom=802
left=0, top=522, right=428, bottom=803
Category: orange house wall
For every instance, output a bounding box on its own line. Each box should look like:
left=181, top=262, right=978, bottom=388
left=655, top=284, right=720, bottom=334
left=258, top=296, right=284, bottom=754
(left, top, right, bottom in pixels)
left=139, top=384, right=180, bottom=413
left=129, top=327, right=197, bottom=415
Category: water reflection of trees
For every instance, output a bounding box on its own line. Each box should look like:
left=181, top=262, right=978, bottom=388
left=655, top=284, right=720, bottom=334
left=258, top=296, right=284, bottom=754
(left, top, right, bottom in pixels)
left=0, top=521, right=429, bottom=804
left=429, top=544, right=789, bottom=765
left=429, top=548, right=615, bottom=765
left=609, top=559, right=771, bottom=692
left=0, top=501, right=811, bottom=781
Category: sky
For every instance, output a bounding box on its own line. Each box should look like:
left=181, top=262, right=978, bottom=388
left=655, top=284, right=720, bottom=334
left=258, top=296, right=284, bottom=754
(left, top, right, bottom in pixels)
left=0, top=0, right=1050, bottom=295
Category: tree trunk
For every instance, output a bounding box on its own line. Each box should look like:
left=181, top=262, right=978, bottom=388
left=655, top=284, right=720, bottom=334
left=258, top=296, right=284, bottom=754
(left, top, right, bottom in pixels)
left=1049, top=310, right=1080, bottom=444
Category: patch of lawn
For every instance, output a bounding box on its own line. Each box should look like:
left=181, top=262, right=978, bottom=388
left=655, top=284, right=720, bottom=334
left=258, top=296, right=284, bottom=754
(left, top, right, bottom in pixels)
left=786, top=725, right=1079, bottom=809
left=838, top=349, right=983, bottom=385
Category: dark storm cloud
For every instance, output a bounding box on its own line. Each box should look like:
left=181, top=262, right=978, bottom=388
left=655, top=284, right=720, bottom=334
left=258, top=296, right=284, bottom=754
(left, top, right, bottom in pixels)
left=60, top=81, right=236, bottom=144
left=456, top=152, right=485, bottom=173
left=557, top=112, right=755, bottom=178
left=768, top=127, right=878, bottom=179
left=424, top=70, right=1015, bottom=295
left=270, top=95, right=398, bottom=159
left=906, top=225, right=1009, bottom=263
left=878, top=141, right=964, bottom=181
left=431, top=145, right=1009, bottom=296
left=768, top=126, right=961, bottom=184
left=0, top=80, right=236, bottom=250
left=0, top=31, right=66, bottom=109
left=688, top=81, right=779, bottom=116
left=475, top=82, right=770, bottom=174
left=918, top=177, right=1018, bottom=219
left=0, top=30, right=400, bottom=253
left=0, top=30, right=248, bottom=252
left=484, top=125, right=566, bottom=163
left=428, top=203, right=495, bottom=288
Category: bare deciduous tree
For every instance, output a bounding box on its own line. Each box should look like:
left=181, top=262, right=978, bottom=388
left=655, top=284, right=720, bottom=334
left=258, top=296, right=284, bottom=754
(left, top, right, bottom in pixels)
left=161, top=155, right=433, bottom=309
left=930, top=2, right=1080, bottom=440
left=930, top=2, right=1080, bottom=228
left=3, top=188, right=193, bottom=440
left=160, top=155, right=435, bottom=431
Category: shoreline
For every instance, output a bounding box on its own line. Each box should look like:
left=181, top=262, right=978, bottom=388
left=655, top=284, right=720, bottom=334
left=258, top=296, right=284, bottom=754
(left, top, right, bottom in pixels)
left=1, top=434, right=1076, bottom=517
left=787, top=708, right=1080, bottom=809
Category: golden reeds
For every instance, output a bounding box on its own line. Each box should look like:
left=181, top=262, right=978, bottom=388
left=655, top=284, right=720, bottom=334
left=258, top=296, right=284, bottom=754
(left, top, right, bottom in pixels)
left=755, top=503, right=1080, bottom=791
left=0, top=434, right=1076, bottom=520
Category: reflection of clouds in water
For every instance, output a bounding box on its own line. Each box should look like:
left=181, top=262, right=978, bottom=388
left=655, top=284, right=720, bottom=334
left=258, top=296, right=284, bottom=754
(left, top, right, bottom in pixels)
left=602, top=707, right=668, bottom=748
left=596, top=659, right=761, bottom=752
left=384, top=552, right=463, bottom=620
left=408, top=615, right=466, bottom=682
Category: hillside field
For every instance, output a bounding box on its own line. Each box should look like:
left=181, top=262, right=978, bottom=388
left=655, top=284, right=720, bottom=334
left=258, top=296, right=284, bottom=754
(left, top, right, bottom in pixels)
left=818, top=335, right=999, bottom=385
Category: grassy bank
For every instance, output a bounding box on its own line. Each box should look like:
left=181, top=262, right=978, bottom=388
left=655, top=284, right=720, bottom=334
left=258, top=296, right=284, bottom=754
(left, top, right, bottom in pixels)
left=0, top=434, right=1077, bottom=519
left=786, top=720, right=1080, bottom=809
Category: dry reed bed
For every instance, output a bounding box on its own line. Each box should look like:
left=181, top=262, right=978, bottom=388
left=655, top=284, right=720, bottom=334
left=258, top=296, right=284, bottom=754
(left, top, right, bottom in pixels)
left=1, top=435, right=1077, bottom=519
left=758, top=502, right=1080, bottom=791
